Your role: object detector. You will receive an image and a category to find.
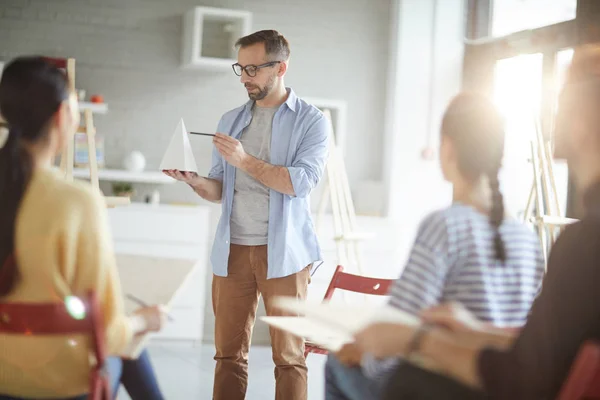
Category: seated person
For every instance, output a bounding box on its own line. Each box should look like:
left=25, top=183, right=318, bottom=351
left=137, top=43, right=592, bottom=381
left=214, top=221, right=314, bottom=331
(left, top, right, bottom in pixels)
left=325, top=92, right=545, bottom=400
left=109, top=352, right=165, bottom=400
left=0, top=57, right=165, bottom=400
left=352, top=44, right=600, bottom=400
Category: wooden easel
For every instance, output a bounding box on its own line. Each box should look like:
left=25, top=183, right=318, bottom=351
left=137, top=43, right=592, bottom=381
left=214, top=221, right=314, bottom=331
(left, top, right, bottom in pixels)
left=316, top=109, right=371, bottom=276
left=524, top=115, right=577, bottom=266
left=55, top=58, right=128, bottom=208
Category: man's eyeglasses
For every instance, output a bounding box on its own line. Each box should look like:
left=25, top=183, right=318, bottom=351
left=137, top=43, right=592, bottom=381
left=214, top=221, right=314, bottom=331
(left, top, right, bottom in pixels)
left=232, top=61, right=281, bottom=77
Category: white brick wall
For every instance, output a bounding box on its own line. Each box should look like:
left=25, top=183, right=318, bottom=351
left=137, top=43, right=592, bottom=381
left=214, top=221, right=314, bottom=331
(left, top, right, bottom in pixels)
left=0, top=0, right=391, bottom=211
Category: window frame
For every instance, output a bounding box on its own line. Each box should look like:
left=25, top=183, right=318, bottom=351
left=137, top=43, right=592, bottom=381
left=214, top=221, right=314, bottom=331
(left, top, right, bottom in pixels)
left=462, top=0, right=600, bottom=218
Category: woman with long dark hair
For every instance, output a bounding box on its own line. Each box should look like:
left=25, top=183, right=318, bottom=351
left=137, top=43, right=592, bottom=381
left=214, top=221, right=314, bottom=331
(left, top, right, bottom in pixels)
left=0, top=57, right=165, bottom=400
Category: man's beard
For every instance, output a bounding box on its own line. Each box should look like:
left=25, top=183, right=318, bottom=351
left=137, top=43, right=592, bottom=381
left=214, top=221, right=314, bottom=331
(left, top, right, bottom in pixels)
left=246, top=74, right=276, bottom=101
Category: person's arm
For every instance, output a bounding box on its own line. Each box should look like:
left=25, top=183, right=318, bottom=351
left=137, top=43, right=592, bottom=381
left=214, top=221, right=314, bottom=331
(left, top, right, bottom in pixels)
left=189, top=176, right=223, bottom=203
left=358, top=221, right=600, bottom=398
left=420, top=302, right=519, bottom=350
left=199, top=124, right=226, bottom=202
left=162, top=170, right=223, bottom=203
left=213, top=114, right=330, bottom=197
left=420, top=328, right=485, bottom=388
left=414, top=326, right=515, bottom=389
left=360, top=212, right=451, bottom=378
left=239, top=155, right=295, bottom=196
left=162, top=117, right=225, bottom=203
left=393, top=325, right=506, bottom=389
left=453, top=326, right=517, bottom=350
left=354, top=322, right=490, bottom=389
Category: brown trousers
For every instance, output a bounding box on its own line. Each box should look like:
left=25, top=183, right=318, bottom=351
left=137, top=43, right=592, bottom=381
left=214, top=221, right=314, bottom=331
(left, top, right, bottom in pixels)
left=212, top=244, right=310, bottom=400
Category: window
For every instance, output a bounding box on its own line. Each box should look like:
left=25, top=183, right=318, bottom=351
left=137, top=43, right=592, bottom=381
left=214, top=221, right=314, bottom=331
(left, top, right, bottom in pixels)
left=491, top=0, right=576, bottom=37
left=464, top=1, right=588, bottom=221
left=555, top=49, right=575, bottom=96
left=490, top=48, right=575, bottom=221
left=493, top=53, right=543, bottom=218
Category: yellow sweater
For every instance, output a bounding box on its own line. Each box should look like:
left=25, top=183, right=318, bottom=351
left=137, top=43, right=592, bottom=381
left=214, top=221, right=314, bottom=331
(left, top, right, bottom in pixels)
left=0, top=167, right=133, bottom=398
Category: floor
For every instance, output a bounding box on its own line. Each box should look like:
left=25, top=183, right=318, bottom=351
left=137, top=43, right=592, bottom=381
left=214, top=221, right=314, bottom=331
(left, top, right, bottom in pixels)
left=117, top=342, right=328, bottom=400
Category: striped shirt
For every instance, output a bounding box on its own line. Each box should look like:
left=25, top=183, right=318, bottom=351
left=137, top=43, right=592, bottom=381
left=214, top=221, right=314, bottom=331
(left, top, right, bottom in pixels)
left=362, top=202, right=545, bottom=380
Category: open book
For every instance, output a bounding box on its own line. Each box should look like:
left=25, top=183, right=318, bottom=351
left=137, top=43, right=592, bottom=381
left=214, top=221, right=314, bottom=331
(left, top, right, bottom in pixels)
left=260, top=297, right=421, bottom=352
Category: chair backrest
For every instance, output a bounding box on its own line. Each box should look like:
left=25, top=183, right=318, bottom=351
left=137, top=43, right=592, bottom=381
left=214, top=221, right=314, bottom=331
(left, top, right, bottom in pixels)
left=556, top=340, right=600, bottom=400
left=322, top=265, right=395, bottom=301
left=0, top=291, right=109, bottom=399
left=0, top=298, right=90, bottom=334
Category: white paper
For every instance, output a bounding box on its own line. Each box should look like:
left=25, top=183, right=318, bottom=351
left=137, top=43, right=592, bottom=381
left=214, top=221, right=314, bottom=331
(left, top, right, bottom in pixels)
left=159, top=118, right=198, bottom=173
left=268, top=297, right=421, bottom=341
left=116, top=253, right=198, bottom=358
left=260, top=316, right=352, bottom=352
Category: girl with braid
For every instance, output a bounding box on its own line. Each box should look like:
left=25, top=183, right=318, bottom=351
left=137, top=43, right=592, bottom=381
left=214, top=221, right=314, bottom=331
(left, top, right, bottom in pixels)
left=324, top=92, right=545, bottom=400
left=355, top=44, right=600, bottom=400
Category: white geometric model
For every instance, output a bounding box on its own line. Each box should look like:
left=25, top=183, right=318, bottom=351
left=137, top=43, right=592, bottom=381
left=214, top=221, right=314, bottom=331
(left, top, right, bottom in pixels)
left=159, top=118, right=198, bottom=173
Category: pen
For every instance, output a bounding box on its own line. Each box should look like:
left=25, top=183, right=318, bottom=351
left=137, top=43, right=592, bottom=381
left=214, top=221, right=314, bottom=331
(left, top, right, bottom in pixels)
left=126, top=293, right=174, bottom=321
left=189, top=131, right=216, bottom=137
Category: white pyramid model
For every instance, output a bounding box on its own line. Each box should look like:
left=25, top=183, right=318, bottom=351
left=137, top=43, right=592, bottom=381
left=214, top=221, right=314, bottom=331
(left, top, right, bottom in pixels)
left=159, top=118, right=198, bottom=173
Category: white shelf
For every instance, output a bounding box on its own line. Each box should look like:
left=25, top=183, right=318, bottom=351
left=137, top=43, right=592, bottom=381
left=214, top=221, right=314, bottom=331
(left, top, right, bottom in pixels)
left=78, top=101, right=108, bottom=114
left=181, top=6, right=252, bottom=70
left=535, top=215, right=579, bottom=226
left=73, top=168, right=175, bottom=184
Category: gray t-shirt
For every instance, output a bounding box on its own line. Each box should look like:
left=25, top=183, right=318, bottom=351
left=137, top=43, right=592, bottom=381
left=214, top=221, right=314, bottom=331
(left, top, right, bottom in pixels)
left=230, top=105, right=278, bottom=245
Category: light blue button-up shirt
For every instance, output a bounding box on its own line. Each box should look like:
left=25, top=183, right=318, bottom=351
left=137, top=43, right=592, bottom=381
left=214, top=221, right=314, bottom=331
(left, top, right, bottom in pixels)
left=208, top=88, right=330, bottom=279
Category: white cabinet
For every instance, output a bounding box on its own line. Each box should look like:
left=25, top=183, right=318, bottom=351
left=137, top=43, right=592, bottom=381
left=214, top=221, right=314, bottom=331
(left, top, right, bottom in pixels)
left=108, top=203, right=212, bottom=344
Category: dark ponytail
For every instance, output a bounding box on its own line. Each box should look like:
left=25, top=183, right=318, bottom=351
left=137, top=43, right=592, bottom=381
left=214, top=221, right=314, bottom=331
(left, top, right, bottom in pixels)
left=0, top=125, right=33, bottom=296
left=0, top=57, right=69, bottom=296
left=488, top=172, right=506, bottom=262
left=441, top=92, right=506, bottom=262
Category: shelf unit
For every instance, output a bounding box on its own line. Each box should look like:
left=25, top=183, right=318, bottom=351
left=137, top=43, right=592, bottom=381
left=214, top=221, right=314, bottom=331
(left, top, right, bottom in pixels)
left=78, top=101, right=108, bottom=114
left=181, top=6, right=252, bottom=71
left=73, top=168, right=175, bottom=184
left=534, top=215, right=578, bottom=227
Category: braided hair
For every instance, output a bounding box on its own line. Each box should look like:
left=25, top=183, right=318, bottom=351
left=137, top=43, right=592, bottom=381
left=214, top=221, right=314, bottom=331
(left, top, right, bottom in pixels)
left=441, top=93, right=506, bottom=262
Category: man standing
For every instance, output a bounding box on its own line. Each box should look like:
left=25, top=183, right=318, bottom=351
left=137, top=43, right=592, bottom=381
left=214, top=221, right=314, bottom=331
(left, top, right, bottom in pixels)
left=163, top=30, right=329, bottom=400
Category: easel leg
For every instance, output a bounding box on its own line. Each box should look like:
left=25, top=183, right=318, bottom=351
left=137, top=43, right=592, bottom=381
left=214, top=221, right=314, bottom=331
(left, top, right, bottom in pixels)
left=84, top=109, right=100, bottom=190
left=61, top=132, right=74, bottom=181
left=316, top=180, right=330, bottom=232
left=524, top=182, right=535, bottom=223
left=531, top=142, right=548, bottom=267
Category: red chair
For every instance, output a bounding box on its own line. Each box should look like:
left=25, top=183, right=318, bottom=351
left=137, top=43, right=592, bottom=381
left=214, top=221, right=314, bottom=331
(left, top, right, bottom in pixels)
left=556, top=340, right=600, bottom=400
left=304, top=264, right=395, bottom=358
left=0, top=289, right=110, bottom=399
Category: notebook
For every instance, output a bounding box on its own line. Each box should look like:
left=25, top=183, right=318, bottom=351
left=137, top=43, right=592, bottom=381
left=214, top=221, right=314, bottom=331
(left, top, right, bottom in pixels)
left=260, top=297, right=420, bottom=352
